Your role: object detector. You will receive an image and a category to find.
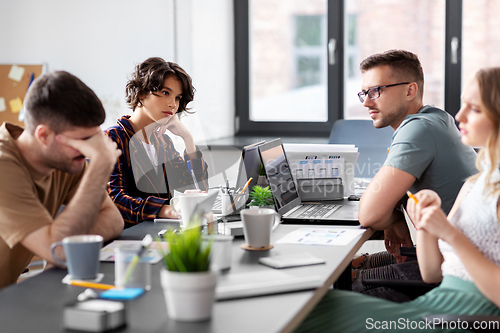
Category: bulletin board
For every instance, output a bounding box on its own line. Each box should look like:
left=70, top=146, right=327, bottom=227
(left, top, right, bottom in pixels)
left=0, top=64, right=44, bottom=128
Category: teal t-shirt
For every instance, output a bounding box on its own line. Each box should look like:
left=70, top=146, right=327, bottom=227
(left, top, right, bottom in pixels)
left=384, top=105, right=477, bottom=214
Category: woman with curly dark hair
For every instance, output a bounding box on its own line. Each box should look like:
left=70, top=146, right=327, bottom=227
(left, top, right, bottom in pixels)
left=105, top=57, right=208, bottom=227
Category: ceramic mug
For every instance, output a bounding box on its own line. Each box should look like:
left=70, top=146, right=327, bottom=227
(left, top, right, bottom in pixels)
left=50, top=235, right=103, bottom=279
left=240, top=208, right=280, bottom=248
left=202, top=234, right=234, bottom=271
left=171, top=192, right=210, bottom=228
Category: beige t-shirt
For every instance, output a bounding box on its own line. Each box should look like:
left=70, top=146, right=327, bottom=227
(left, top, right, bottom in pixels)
left=0, top=123, right=85, bottom=288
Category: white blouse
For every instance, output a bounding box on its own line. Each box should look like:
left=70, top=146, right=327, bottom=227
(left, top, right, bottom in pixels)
left=439, top=169, right=500, bottom=281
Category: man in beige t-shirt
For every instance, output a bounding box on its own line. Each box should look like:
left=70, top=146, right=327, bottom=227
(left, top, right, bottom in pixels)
left=0, top=71, right=124, bottom=289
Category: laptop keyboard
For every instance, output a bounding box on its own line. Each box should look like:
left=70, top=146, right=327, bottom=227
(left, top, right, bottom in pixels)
left=296, top=204, right=341, bottom=219
left=212, top=195, right=222, bottom=211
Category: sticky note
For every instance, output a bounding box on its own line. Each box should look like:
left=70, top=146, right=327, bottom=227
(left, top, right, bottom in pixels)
left=18, top=108, right=25, bottom=122
left=0, top=98, right=6, bottom=112
left=9, top=97, right=23, bottom=113
left=100, top=288, right=144, bottom=300
left=8, top=65, right=25, bottom=82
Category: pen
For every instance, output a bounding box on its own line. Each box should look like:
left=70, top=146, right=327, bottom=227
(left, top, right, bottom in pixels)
left=222, top=179, right=235, bottom=212
left=68, top=280, right=116, bottom=290
left=186, top=160, right=200, bottom=190
left=154, top=218, right=181, bottom=223
left=27, top=72, right=35, bottom=89
left=406, top=191, right=419, bottom=204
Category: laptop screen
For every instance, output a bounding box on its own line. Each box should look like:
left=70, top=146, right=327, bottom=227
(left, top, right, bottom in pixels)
left=258, top=139, right=300, bottom=210
left=238, top=142, right=265, bottom=192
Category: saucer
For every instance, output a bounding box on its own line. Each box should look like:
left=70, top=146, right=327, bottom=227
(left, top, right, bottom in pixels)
left=62, top=273, right=104, bottom=284
left=240, top=244, right=274, bottom=251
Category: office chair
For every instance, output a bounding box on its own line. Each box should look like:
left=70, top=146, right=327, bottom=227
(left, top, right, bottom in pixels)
left=361, top=276, right=440, bottom=300
left=328, top=119, right=393, bottom=179
left=361, top=205, right=440, bottom=300
left=360, top=246, right=440, bottom=300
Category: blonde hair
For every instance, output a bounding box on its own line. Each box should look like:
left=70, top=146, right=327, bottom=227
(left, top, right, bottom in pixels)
left=468, top=67, right=500, bottom=198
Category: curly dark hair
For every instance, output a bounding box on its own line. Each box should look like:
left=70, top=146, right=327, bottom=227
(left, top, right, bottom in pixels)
left=125, top=57, right=195, bottom=114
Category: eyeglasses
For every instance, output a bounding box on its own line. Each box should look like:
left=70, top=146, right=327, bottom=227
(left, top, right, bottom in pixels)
left=357, top=82, right=411, bottom=103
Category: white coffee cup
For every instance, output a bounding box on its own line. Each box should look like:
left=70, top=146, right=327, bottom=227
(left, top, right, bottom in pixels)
left=202, top=234, right=234, bottom=271
left=240, top=208, right=280, bottom=249
left=50, top=235, right=103, bottom=279
left=171, top=192, right=210, bottom=228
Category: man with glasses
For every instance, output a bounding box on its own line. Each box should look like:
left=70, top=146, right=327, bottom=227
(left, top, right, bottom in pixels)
left=353, top=50, right=477, bottom=301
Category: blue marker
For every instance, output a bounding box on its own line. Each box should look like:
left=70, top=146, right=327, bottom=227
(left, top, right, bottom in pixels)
left=186, top=160, right=199, bottom=190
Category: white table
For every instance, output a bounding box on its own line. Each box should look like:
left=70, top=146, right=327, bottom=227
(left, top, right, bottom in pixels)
left=0, top=222, right=373, bottom=333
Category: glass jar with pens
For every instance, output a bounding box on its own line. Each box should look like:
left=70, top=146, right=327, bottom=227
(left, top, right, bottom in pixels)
left=220, top=178, right=251, bottom=216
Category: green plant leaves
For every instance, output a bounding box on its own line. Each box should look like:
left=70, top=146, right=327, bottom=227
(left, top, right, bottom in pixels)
left=248, top=185, right=274, bottom=207
left=159, top=226, right=212, bottom=272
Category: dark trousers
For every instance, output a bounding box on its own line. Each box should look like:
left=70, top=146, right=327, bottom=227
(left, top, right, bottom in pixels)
left=352, top=251, right=422, bottom=302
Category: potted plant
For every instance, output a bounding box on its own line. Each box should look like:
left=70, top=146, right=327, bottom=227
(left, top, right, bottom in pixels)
left=256, top=163, right=269, bottom=187
left=159, top=214, right=217, bottom=322
left=248, top=185, right=274, bottom=209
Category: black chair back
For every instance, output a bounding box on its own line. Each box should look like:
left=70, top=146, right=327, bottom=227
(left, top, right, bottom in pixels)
left=329, top=119, right=393, bottom=178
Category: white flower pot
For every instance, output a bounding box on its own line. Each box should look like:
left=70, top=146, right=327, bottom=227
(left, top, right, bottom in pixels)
left=160, top=269, right=217, bottom=322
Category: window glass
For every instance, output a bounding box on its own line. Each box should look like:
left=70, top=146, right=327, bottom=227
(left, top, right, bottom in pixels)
left=249, top=0, right=328, bottom=122
left=462, top=0, right=500, bottom=89
left=344, top=0, right=445, bottom=119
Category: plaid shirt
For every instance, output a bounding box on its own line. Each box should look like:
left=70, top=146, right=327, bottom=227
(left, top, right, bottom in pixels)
left=105, top=116, right=208, bottom=227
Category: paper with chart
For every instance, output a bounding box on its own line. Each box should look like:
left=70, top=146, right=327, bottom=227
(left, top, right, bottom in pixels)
left=283, top=143, right=359, bottom=196
left=99, top=240, right=168, bottom=263
left=276, top=227, right=365, bottom=246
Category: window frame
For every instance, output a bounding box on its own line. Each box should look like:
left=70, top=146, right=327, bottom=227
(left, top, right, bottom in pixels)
left=445, top=0, right=462, bottom=118
left=234, top=0, right=463, bottom=136
left=234, top=0, right=343, bottom=137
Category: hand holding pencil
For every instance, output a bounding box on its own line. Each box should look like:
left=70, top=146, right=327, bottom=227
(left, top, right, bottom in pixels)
left=406, top=190, right=442, bottom=230
left=406, top=190, right=418, bottom=204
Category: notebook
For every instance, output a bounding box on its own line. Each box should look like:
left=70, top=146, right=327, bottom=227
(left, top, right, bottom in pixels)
left=212, top=141, right=265, bottom=214
left=257, top=139, right=359, bottom=225
left=215, top=270, right=323, bottom=300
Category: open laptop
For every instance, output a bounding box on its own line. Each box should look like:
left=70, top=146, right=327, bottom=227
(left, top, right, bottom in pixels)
left=212, top=141, right=265, bottom=214
left=258, top=139, right=359, bottom=225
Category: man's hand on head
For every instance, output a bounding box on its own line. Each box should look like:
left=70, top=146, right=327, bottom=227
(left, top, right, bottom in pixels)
left=56, top=130, right=121, bottom=173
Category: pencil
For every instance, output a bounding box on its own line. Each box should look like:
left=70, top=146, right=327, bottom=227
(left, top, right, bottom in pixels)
left=69, top=280, right=116, bottom=290
left=406, top=191, right=419, bottom=204
left=240, top=177, right=253, bottom=194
